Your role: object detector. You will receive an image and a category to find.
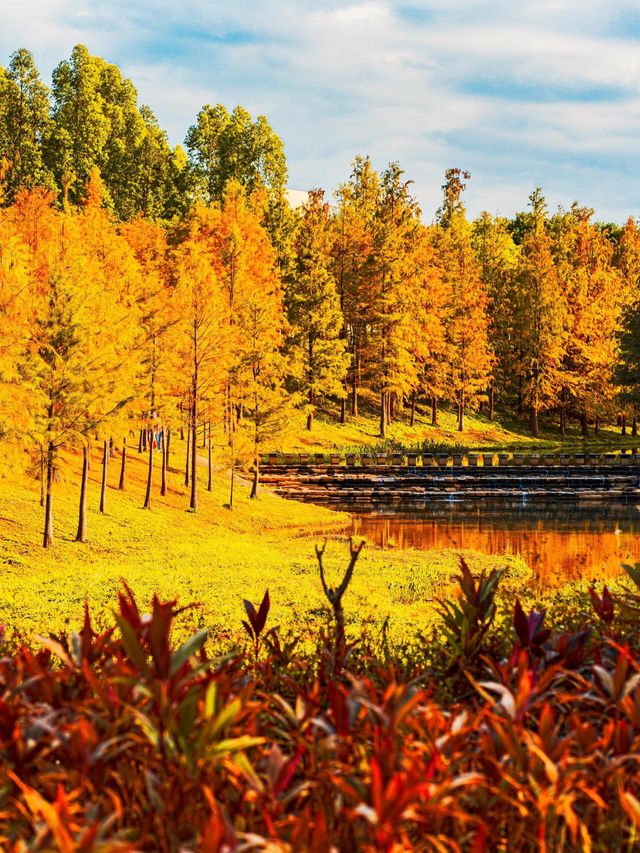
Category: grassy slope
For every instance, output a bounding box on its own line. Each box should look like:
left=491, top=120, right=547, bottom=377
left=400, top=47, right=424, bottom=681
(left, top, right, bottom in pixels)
left=268, top=393, right=640, bottom=453
left=0, top=439, right=527, bottom=646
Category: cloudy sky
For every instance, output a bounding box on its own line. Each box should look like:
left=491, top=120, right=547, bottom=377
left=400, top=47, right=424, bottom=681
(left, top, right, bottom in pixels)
left=2, top=0, right=640, bottom=221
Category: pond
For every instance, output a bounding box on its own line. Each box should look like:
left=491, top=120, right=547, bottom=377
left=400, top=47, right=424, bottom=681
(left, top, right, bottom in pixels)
left=346, top=501, right=640, bottom=586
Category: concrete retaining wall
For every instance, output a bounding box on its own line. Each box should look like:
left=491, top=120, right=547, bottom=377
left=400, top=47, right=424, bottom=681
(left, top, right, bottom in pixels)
left=260, top=462, right=640, bottom=504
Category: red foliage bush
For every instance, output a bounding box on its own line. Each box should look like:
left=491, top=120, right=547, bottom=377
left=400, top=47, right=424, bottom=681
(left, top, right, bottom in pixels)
left=2, top=562, right=640, bottom=851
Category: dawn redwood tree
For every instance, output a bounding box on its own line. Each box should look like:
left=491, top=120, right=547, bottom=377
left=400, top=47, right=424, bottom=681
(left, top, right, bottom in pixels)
left=371, top=163, right=421, bottom=438
left=553, top=205, right=625, bottom=435
left=174, top=212, right=225, bottom=512
left=14, top=179, right=138, bottom=546
left=436, top=172, right=493, bottom=432
left=0, top=193, right=34, bottom=461
left=238, top=288, right=289, bottom=499
left=200, top=182, right=282, bottom=505
left=409, top=226, right=448, bottom=427
left=513, top=190, right=566, bottom=437
left=472, top=212, right=519, bottom=419
left=332, top=156, right=379, bottom=418
left=72, top=170, right=139, bottom=530
left=208, top=186, right=289, bottom=499
left=615, top=296, right=640, bottom=427
left=121, top=216, right=179, bottom=508
left=285, top=189, right=348, bottom=430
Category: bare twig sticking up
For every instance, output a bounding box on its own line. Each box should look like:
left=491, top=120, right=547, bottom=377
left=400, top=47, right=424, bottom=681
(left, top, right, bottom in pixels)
left=315, top=538, right=365, bottom=649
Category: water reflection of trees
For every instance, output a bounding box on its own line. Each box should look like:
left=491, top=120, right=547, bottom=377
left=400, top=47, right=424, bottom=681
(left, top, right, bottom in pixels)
left=348, top=501, right=640, bottom=585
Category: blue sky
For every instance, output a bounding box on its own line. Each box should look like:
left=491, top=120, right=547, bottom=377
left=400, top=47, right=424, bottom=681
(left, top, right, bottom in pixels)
left=2, top=0, right=640, bottom=222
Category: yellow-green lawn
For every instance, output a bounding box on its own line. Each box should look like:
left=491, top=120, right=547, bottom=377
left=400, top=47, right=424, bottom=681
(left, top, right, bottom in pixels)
left=0, top=437, right=528, bottom=646
left=264, top=394, right=640, bottom=454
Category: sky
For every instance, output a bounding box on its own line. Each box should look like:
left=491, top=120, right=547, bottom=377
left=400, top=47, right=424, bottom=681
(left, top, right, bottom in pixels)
left=2, top=0, right=640, bottom=222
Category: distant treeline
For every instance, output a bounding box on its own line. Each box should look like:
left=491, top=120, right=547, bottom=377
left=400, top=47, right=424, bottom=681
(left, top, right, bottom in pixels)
left=3, top=45, right=640, bottom=545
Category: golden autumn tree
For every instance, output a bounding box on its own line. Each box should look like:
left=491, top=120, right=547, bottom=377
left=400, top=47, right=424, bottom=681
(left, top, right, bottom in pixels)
left=614, top=219, right=640, bottom=433
left=553, top=205, right=625, bottom=435
left=71, top=170, right=140, bottom=537
left=408, top=226, right=448, bottom=427
left=191, top=183, right=268, bottom=506
left=12, top=180, right=138, bottom=547
left=173, top=209, right=226, bottom=512
left=214, top=184, right=288, bottom=498
left=189, top=182, right=289, bottom=505
left=0, top=195, right=34, bottom=466
left=121, top=216, right=179, bottom=506
left=285, top=189, right=348, bottom=430
left=332, top=156, right=379, bottom=418
left=238, top=278, right=289, bottom=498
left=513, top=190, right=567, bottom=437
left=435, top=171, right=493, bottom=432
left=472, top=212, right=519, bottom=420
left=371, top=163, right=422, bottom=437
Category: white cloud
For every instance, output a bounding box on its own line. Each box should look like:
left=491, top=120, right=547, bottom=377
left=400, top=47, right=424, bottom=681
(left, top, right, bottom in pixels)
left=1, top=0, right=640, bottom=220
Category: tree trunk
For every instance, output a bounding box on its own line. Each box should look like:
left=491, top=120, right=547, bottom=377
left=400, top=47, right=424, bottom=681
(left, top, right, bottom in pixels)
left=161, top=429, right=168, bottom=496
left=185, top=427, right=190, bottom=487
left=633, top=415, right=638, bottom=438
left=307, top=384, right=314, bottom=431
left=138, top=429, right=143, bottom=453
left=622, top=415, right=627, bottom=436
left=142, top=428, right=147, bottom=453
left=530, top=406, right=539, bottom=438
left=340, top=395, right=346, bottom=424
left=109, top=436, right=115, bottom=458
left=228, top=434, right=235, bottom=510
left=118, top=438, right=126, bottom=490
left=560, top=389, right=566, bottom=437
left=99, top=440, right=108, bottom=514
left=76, top=445, right=88, bottom=543
left=517, top=375, right=523, bottom=415
left=250, top=455, right=259, bottom=499
left=39, top=444, right=45, bottom=508
left=458, top=393, right=465, bottom=432
left=431, top=396, right=438, bottom=427
left=351, top=350, right=358, bottom=416
left=581, top=409, right=589, bottom=437
left=43, top=442, right=54, bottom=548
left=595, top=415, right=600, bottom=434
left=207, top=423, right=212, bottom=492
left=488, top=385, right=494, bottom=422
left=379, top=391, right=387, bottom=438
left=166, top=428, right=171, bottom=468
left=190, top=389, right=198, bottom=512
left=143, top=435, right=153, bottom=509
left=410, top=390, right=416, bottom=427
left=180, top=425, right=184, bottom=441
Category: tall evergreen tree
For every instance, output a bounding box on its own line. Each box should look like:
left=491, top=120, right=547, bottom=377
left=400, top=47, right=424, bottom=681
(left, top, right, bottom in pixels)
left=0, top=49, right=51, bottom=204
left=436, top=171, right=493, bottom=432
left=186, top=104, right=287, bottom=204
left=332, top=156, right=379, bottom=418
left=285, top=189, right=348, bottom=430
left=372, top=163, right=421, bottom=437
left=472, top=212, right=519, bottom=419
left=513, top=190, right=567, bottom=437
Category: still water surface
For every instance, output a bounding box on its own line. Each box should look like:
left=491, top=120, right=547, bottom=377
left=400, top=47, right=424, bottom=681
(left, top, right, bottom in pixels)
left=347, top=501, right=640, bottom=585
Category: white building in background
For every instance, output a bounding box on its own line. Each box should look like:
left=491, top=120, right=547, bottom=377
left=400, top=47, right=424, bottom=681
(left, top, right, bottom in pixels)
left=285, top=189, right=310, bottom=209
